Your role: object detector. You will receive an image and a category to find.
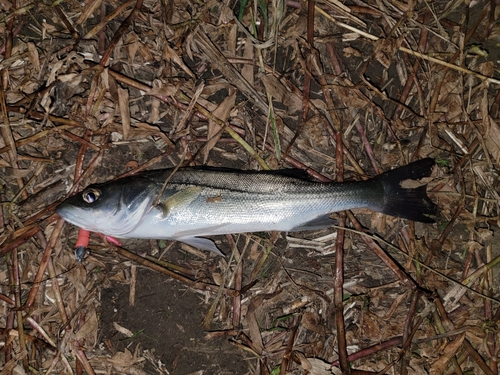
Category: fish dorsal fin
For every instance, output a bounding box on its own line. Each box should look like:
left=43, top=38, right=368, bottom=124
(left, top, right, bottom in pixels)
left=157, top=186, right=202, bottom=218
left=266, top=169, right=311, bottom=180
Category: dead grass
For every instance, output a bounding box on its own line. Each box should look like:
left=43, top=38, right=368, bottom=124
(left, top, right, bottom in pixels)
left=0, top=0, right=499, bottom=374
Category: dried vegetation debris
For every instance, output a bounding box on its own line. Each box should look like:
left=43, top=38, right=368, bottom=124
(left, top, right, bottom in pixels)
left=0, top=0, right=499, bottom=374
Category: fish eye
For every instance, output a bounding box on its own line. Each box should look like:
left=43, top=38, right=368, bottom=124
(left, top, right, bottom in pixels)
left=82, top=188, right=101, bottom=204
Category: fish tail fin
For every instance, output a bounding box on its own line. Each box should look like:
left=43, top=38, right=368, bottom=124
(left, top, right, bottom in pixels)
left=375, top=158, right=437, bottom=223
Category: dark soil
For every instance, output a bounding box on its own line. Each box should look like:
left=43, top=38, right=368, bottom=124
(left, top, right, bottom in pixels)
left=101, top=269, right=251, bottom=375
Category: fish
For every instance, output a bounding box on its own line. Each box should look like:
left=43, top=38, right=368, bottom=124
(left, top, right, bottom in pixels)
left=56, top=158, right=437, bottom=255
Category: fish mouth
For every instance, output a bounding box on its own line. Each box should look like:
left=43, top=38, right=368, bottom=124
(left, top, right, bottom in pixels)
left=56, top=202, right=108, bottom=234
left=56, top=202, right=94, bottom=230
left=55, top=202, right=74, bottom=221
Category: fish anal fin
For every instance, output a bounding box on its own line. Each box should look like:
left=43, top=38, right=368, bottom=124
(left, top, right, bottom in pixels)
left=178, top=236, right=225, bottom=256
left=158, top=186, right=202, bottom=218
left=290, top=215, right=337, bottom=231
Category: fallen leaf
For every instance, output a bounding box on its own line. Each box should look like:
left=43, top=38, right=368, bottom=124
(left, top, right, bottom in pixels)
left=203, top=90, right=236, bottom=163
left=117, top=86, right=131, bottom=141
left=429, top=334, right=465, bottom=375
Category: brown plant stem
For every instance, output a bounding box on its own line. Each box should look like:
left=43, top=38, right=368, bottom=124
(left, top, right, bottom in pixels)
left=435, top=297, right=495, bottom=375
left=428, top=3, right=489, bottom=114
left=334, top=132, right=350, bottom=373
left=399, top=291, right=420, bottom=375
left=279, top=319, right=299, bottom=375
left=331, top=336, right=403, bottom=366
left=24, top=218, right=65, bottom=308
left=232, top=246, right=243, bottom=327
left=99, top=0, right=144, bottom=66
left=347, top=212, right=419, bottom=290
left=10, top=248, right=28, bottom=370
left=110, top=244, right=239, bottom=297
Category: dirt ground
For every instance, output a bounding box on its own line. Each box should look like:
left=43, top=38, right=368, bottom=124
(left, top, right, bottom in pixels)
left=0, top=0, right=500, bottom=374
left=100, top=269, right=249, bottom=374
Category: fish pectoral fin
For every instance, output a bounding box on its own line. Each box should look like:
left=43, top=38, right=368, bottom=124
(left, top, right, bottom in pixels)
left=290, top=215, right=337, bottom=231
left=178, top=236, right=225, bottom=256
left=158, top=186, right=202, bottom=218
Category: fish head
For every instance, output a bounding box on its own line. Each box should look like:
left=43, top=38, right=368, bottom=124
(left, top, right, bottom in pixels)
left=56, top=177, right=156, bottom=237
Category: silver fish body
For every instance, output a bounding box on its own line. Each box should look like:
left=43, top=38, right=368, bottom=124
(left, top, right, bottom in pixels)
left=56, top=159, right=437, bottom=254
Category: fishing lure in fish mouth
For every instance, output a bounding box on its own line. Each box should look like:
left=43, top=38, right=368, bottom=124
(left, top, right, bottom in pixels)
left=56, top=158, right=437, bottom=256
